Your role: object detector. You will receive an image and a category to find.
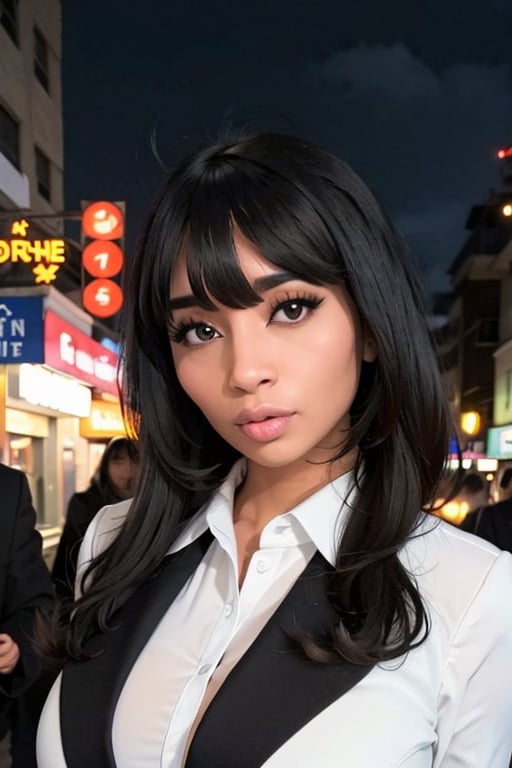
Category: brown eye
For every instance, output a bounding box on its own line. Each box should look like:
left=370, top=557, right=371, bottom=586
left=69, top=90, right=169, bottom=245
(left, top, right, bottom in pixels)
left=281, top=302, right=304, bottom=321
left=271, top=298, right=321, bottom=324
left=194, top=325, right=216, bottom=341
left=181, top=323, right=221, bottom=346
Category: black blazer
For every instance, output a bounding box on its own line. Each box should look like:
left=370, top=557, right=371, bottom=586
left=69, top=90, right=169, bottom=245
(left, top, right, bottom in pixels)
left=59, top=533, right=374, bottom=767
left=0, top=464, right=55, bottom=734
left=51, top=483, right=105, bottom=601
left=465, top=499, right=512, bottom=553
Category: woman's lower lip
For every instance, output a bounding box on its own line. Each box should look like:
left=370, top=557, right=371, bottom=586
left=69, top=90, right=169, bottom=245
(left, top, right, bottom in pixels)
left=238, top=415, right=293, bottom=442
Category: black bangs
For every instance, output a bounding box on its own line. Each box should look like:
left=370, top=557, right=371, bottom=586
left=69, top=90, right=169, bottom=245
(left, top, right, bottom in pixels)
left=176, top=151, right=347, bottom=310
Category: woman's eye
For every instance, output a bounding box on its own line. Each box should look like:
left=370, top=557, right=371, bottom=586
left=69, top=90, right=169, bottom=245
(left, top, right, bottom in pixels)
left=272, top=300, right=312, bottom=323
left=184, top=324, right=219, bottom=346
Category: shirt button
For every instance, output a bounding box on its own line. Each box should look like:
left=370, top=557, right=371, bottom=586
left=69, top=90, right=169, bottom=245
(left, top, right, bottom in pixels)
left=198, top=664, right=212, bottom=676
left=224, top=603, right=233, bottom=618
left=256, top=559, right=269, bottom=573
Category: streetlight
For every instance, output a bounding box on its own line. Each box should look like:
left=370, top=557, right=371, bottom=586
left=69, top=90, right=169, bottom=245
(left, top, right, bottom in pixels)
left=460, top=411, right=481, bottom=437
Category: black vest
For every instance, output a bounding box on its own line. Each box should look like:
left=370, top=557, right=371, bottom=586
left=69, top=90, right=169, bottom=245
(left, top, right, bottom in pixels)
left=60, top=533, right=374, bottom=767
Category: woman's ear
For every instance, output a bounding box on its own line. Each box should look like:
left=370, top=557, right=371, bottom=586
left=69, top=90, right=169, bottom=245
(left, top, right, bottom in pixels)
left=363, top=334, right=377, bottom=363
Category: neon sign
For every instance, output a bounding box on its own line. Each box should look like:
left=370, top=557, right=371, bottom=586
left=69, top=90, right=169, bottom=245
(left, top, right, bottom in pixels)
left=0, top=220, right=66, bottom=285
left=44, top=310, right=119, bottom=396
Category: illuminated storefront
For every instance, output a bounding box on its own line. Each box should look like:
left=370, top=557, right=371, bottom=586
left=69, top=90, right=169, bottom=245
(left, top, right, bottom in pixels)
left=0, top=287, right=123, bottom=545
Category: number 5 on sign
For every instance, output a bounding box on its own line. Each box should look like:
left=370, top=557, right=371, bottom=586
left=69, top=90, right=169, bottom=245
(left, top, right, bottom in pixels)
left=83, top=279, right=123, bottom=318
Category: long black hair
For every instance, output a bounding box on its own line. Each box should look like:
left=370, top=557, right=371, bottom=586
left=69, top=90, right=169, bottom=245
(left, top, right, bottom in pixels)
left=62, top=132, right=453, bottom=664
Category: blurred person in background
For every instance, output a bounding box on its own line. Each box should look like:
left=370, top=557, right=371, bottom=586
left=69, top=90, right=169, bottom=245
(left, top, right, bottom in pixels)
left=51, top=437, right=139, bottom=603
left=463, top=468, right=512, bottom=553
left=456, top=472, right=490, bottom=532
left=498, top=467, right=512, bottom=502
left=0, top=463, right=54, bottom=768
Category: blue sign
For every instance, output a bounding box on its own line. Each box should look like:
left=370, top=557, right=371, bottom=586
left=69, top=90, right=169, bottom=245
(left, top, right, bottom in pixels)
left=0, top=296, right=44, bottom=363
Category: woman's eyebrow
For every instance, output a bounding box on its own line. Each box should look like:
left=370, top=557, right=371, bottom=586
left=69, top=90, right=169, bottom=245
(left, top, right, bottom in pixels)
left=168, top=271, right=300, bottom=310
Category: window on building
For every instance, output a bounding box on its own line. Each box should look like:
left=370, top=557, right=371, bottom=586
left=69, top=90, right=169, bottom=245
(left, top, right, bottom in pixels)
left=0, top=103, right=20, bottom=168
left=35, top=146, right=51, bottom=201
left=34, top=27, right=50, bottom=92
left=0, top=0, right=19, bottom=45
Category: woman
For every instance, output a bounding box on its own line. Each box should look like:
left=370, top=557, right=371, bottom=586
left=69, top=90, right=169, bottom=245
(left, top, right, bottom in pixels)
left=51, top=437, right=139, bottom=602
left=37, top=133, right=512, bottom=767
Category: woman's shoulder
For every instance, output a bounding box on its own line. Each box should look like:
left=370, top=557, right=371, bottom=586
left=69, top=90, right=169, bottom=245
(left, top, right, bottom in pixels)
left=78, top=498, right=132, bottom=562
left=403, top=514, right=512, bottom=623
left=73, top=499, right=131, bottom=598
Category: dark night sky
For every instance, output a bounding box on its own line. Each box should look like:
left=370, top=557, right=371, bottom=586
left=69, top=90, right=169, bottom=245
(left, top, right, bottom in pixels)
left=62, top=0, right=512, bottom=293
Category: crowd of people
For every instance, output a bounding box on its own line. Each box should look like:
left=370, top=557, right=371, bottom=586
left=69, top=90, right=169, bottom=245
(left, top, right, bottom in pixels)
left=1, top=131, right=512, bottom=767
left=0, top=437, right=139, bottom=767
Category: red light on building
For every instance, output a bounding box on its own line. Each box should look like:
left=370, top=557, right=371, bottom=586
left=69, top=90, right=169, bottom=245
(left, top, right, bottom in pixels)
left=497, top=146, right=512, bottom=160
left=81, top=201, right=124, bottom=240
left=82, top=240, right=124, bottom=278
left=82, top=279, right=124, bottom=318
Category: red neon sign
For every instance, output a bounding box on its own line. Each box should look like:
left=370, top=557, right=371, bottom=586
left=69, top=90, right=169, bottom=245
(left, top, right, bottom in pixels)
left=44, top=311, right=119, bottom=395
left=82, top=240, right=124, bottom=278
left=82, top=280, right=124, bottom=318
left=81, top=201, right=124, bottom=240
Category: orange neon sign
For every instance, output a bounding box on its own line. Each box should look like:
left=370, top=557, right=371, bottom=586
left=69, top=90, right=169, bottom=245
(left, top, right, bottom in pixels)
left=82, top=239, right=124, bottom=278
left=82, top=279, right=124, bottom=318
left=81, top=201, right=124, bottom=240
left=0, top=220, right=66, bottom=284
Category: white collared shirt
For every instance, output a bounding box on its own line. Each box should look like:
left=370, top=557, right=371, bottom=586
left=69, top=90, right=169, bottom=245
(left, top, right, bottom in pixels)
left=37, top=460, right=512, bottom=767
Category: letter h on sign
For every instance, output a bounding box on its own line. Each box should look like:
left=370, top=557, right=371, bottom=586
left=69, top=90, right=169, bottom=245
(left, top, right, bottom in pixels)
left=81, top=201, right=125, bottom=318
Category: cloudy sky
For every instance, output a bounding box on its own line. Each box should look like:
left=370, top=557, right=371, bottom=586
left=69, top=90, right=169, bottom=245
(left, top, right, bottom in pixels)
left=62, top=0, right=512, bottom=293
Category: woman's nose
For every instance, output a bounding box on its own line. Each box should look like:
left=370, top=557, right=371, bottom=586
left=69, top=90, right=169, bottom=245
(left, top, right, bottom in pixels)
left=225, top=326, right=278, bottom=394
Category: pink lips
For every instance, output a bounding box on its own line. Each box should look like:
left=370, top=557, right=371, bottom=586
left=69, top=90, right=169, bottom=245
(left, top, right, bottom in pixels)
left=234, top=407, right=294, bottom=443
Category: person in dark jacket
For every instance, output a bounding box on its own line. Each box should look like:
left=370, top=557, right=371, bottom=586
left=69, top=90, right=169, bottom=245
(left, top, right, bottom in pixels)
left=457, top=472, right=490, bottom=534
left=498, top=467, right=512, bottom=502
left=51, top=437, right=139, bottom=602
left=0, top=463, right=54, bottom=767
left=465, top=496, right=512, bottom=554
left=460, top=469, right=512, bottom=551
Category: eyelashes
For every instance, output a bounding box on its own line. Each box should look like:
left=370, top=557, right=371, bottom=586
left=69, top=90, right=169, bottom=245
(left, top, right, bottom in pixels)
left=168, top=292, right=324, bottom=347
left=268, top=292, right=323, bottom=319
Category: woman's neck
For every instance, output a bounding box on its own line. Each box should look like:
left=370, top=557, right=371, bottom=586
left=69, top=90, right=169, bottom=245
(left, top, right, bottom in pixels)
left=233, top=450, right=356, bottom=530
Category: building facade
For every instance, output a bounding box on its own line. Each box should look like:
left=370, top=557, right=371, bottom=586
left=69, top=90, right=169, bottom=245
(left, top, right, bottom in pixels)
left=0, top=0, right=63, bottom=228
left=437, top=150, right=512, bottom=476
left=0, top=2, right=125, bottom=563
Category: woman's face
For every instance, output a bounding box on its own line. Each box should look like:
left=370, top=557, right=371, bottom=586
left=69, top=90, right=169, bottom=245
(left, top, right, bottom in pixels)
left=169, top=232, right=376, bottom=474
left=107, top=450, right=138, bottom=498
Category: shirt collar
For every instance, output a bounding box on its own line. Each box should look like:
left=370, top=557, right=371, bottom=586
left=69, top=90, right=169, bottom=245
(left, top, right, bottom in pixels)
left=168, top=458, right=355, bottom=566
left=283, top=471, right=354, bottom=566
left=167, top=460, right=245, bottom=555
